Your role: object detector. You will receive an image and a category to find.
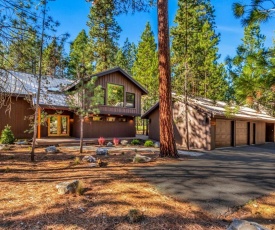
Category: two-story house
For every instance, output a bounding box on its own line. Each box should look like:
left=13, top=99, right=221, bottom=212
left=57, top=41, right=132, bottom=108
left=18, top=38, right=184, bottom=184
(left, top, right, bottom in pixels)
left=0, top=67, right=147, bottom=139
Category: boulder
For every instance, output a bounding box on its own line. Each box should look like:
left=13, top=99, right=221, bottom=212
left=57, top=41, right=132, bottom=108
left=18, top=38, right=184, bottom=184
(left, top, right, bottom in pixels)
left=82, top=155, right=96, bottom=163
left=56, top=180, right=79, bottom=195
left=45, top=146, right=58, bottom=154
left=96, top=148, right=108, bottom=156
left=121, top=140, right=128, bottom=146
left=106, top=142, right=113, bottom=147
left=227, top=219, right=269, bottom=230
left=154, top=142, right=160, bottom=148
left=133, top=154, right=152, bottom=163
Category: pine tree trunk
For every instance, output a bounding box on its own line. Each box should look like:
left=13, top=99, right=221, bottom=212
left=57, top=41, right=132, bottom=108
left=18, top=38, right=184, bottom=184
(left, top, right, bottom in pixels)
left=80, top=115, right=84, bottom=153
left=157, top=0, right=178, bottom=157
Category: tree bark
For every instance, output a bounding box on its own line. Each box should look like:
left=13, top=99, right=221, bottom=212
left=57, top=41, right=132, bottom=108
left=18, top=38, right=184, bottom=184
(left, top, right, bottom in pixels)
left=80, top=115, right=84, bottom=153
left=157, top=0, right=178, bottom=157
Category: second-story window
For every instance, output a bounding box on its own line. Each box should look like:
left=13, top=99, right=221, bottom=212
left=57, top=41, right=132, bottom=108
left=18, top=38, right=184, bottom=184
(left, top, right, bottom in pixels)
left=107, top=83, right=124, bottom=107
left=126, top=92, right=135, bottom=108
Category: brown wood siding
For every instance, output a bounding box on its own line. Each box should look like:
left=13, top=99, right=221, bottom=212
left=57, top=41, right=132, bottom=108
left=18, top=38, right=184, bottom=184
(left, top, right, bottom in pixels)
left=96, top=72, right=142, bottom=116
left=147, top=102, right=212, bottom=150
left=72, top=115, right=135, bottom=138
left=215, top=119, right=232, bottom=148
left=0, top=97, right=34, bottom=139
left=40, top=109, right=74, bottom=137
left=236, top=121, right=248, bottom=146
left=148, top=109, right=160, bottom=141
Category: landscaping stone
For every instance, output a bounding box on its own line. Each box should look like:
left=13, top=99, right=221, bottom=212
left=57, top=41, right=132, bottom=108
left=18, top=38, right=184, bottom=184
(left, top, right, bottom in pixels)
left=121, top=140, right=128, bottom=146
left=15, top=141, right=29, bottom=145
left=45, top=146, right=58, bottom=154
left=133, top=154, right=152, bottom=163
left=89, top=163, right=97, bottom=167
left=96, top=148, right=108, bottom=155
left=0, top=145, right=4, bottom=151
left=56, top=180, right=79, bottom=195
left=227, top=219, right=269, bottom=230
left=154, top=142, right=160, bottom=148
left=82, top=155, right=96, bottom=163
left=106, top=142, right=113, bottom=147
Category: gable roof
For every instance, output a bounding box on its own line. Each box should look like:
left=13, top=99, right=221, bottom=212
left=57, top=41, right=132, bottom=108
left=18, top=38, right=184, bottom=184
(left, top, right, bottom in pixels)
left=142, top=97, right=275, bottom=122
left=65, top=67, right=148, bottom=95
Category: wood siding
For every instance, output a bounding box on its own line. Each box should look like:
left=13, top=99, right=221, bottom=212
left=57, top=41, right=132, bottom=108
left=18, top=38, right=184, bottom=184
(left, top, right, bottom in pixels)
left=0, top=97, right=34, bottom=139
left=96, top=72, right=142, bottom=116
left=72, top=115, right=136, bottom=138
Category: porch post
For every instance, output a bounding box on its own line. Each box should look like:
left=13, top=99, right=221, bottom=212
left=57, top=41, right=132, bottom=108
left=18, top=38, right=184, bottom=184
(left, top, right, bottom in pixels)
left=37, top=107, right=41, bottom=139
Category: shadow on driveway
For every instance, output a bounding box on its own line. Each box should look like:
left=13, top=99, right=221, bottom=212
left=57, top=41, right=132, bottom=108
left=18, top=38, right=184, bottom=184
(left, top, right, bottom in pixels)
left=131, top=143, right=275, bottom=216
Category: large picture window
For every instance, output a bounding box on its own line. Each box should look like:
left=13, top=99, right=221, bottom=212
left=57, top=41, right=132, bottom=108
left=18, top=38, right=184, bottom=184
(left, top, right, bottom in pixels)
left=107, top=83, right=124, bottom=107
left=126, top=92, right=135, bottom=108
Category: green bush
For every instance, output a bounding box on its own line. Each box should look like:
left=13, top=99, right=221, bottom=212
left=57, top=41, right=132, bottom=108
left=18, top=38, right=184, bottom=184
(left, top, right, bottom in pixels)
left=1, top=125, right=15, bottom=144
left=144, top=140, right=154, bottom=147
left=131, top=139, right=140, bottom=145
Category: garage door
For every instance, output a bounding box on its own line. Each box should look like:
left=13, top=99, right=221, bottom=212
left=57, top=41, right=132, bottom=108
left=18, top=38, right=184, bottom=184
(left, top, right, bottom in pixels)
left=236, top=121, right=248, bottom=146
left=216, top=119, right=231, bottom=147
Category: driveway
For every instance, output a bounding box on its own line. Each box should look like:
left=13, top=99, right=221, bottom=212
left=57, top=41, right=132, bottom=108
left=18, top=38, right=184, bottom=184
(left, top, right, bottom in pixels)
left=131, top=143, right=275, bottom=216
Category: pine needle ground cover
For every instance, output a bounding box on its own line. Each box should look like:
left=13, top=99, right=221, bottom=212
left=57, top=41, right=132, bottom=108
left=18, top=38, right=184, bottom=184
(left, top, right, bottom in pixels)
left=0, top=146, right=274, bottom=230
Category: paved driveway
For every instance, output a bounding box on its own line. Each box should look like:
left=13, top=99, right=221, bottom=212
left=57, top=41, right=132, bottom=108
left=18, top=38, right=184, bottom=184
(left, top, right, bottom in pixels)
left=132, top=144, right=275, bottom=216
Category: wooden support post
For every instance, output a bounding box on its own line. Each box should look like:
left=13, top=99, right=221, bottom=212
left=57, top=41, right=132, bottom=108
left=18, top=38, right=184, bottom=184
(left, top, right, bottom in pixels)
left=37, top=107, right=41, bottom=139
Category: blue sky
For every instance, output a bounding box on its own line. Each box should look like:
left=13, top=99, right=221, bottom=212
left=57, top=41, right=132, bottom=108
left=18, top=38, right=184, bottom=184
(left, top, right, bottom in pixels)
left=48, top=0, right=275, bottom=62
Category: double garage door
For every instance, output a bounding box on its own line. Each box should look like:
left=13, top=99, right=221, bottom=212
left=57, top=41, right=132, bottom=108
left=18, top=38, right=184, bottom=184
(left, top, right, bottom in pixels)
left=215, top=119, right=248, bottom=148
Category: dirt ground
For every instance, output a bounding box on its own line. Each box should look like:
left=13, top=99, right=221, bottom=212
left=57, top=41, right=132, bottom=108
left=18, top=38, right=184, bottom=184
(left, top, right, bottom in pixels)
left=0, top=145, right=274, bottom=230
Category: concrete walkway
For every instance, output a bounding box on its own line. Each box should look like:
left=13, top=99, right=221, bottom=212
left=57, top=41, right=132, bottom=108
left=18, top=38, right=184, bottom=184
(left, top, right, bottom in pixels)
left=131, top=143, right=275, bottom=216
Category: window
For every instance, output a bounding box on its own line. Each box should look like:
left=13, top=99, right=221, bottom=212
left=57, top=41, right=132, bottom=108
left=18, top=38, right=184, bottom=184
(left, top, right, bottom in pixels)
left=107, top=83, right=124, bottom=107
left=106, top=117, right=116, bottom=122
left=118, top=117, right=127, bottom=122
left=126, top=92, right=135, bottom=108
left=93, top=116, right=103, bottom=121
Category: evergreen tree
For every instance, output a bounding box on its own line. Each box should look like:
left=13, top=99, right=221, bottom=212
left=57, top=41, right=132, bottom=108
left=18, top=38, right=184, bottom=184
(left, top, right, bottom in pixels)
left=87, top=0, right=122, bottom=72
left=68, top=30, right=93, bottom=79
left=115, top=38, right=136, bottom=74
left=132, top=22, right=158, bottom=111
left=227, top=23, right=269, bottom=108
left=42, top=36, right=68, bottom=77
left=171, top=0, right=227, bottom=100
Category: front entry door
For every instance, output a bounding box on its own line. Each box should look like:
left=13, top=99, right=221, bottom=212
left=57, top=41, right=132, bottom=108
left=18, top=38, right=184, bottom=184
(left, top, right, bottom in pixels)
left=48, top=115, right=70, bottom=136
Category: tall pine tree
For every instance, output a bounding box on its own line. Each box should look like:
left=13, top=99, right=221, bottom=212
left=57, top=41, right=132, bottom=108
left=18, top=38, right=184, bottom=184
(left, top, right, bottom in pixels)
left=87, top=0, right=121, bottom=72
left=115, top=38, right=136, bottom=75
left=171, top=0, right=228, bottom=100
left=227, top=23, right=269, bottom=108
left=132, top=22, right=158, bottom=111
left=68, top=30, right=93, bottom=79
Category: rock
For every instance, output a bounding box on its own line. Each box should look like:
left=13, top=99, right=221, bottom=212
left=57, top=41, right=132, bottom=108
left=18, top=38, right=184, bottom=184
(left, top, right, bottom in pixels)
left=15, top=141, right=29, bottom=145
left=96, top=148, right=108, bottom=156
left=227, top=219, right=269, bottom=230
left=121, top=140, right=128, bottom=146
left=154, top=142, right=160, bottom=148
left=56, top=180, right=79, bottom=195
left=82, top=155, right=96, bottom=163
left=133, top=154, right=152, bottom=163
left=89, top=163, right=97, bottom=167
left=45, top=146, right=58, bottom=154
left=0, top=145, right=4, bottom=151
left=106, top=142, right=113, bottom=147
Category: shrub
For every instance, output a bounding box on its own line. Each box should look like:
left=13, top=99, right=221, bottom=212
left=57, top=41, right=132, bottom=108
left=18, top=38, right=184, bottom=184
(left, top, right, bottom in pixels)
left=98, top=137, right=105, bottom=145
left=113, top=138, right=120, bottom=146
left=131, top=139, right=140, bottom=145
left=128, top=209, right=143, bottom=223
left=144, top=140, right=154, bottom=147
left=1, top=125, right=15, bottom=144
left=76, top=181, right=85, bottom=195
left=74, top=157, right=81, bottom=165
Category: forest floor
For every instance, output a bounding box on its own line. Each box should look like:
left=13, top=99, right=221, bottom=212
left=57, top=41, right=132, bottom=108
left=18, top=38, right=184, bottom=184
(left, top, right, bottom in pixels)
left=0, top=145, right=274, bottom=230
